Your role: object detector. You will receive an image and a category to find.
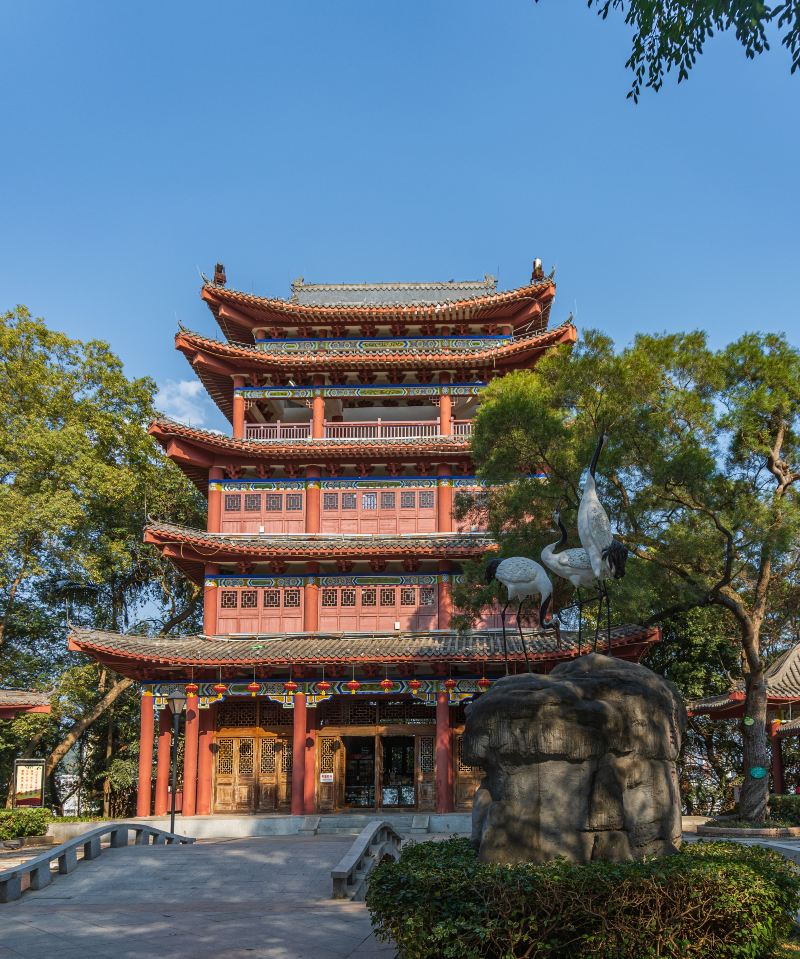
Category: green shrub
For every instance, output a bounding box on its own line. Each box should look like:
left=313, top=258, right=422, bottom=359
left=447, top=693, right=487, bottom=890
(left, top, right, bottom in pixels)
left=0, top=807, right=52, bottom=840
left=366, top=838, right=800, bottom=959
left=770, top=796, right=800, bottom=825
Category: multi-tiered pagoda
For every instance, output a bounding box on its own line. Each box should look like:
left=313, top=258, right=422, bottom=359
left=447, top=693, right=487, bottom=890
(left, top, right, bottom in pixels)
left=69, top=264, right=661, bottom=820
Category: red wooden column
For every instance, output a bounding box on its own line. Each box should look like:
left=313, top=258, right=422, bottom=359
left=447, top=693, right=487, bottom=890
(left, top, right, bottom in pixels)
left=232, top=375, right=246, bottom=439
left=312, top=375, right=325, bottom=438
left=135, top=689, right=155, bottom=817
left=770, top=719, right=785, bottom=795
left=182, top=687, right=200, bottom=817
left=203, top=564, right=220, bottom=636
left=207, top=467, right=224, bottom=533
left=438, top=561, right=453, bottom=630
left=438, top=373, right=452, bottom=435
left=304, top=706, right=318, bottom=814
left=292, top=693, right=307, bottom=815
left=435, top=689, right=454, bottom=813
left=196, top=706, right=215, bottom=815
left=304, top=563, right=320, bottom=632
left=436, top=464, right=453, bottom=533
left=154, top=708, right=171, bottom=816
left=305, top=467, right=321, bottom=534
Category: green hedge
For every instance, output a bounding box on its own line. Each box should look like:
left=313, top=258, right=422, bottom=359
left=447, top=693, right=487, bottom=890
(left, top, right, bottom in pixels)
left=366, top=838, right=800, bottom=959
left=770, top=796, right=800, bottom=825
left=0, top=808, right=52, bottom=840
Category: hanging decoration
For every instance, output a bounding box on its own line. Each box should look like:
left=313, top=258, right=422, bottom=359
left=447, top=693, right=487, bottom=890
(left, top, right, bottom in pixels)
left=380, top=677, right=394, bottom=692
left=247, top=681, right=260, bottom=696
left=407, top=679, right=422, bottom=692
left=284, top=679, right=299, bottom=695
left=477, top=677, right=491, bottom=692
left=185, top=682, right=199, bottom=696
left=444, top=678, right=458, bottom=691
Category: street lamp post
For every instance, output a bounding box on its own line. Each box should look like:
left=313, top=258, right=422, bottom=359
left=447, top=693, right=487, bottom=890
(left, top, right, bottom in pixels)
left=167, top=692, right=186, bottom=835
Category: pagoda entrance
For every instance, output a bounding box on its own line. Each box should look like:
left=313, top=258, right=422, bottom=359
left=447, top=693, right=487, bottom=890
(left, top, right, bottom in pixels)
left=213, top=734, right=292, bottom=813
left=380, top=736, right=416, bottom=808
left=343, top=736, right=376, bottom=808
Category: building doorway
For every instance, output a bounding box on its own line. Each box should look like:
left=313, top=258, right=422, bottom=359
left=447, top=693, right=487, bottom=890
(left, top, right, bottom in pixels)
left=381, top=735, right=415, bottom=807
left=343, top=736, right=375, bottom=808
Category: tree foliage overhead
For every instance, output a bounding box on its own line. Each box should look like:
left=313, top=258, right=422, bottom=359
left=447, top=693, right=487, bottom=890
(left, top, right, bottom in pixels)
left=462, top=329, right=800, bottom=820
left=539, top=1, right=800, bottom=100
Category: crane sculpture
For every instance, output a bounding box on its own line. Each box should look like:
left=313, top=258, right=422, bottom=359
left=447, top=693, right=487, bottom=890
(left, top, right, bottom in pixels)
left=540, top=507, right=596, bottom=648
left=486, top=557, right=554, bottom=674
left=577, top=433, right=629, bottom=651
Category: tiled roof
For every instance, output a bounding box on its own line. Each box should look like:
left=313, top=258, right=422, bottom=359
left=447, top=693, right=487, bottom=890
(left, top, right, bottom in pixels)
left=290, top=276, right=498, bottom=306
left=148, top=417, right=472, bottom=494
left=689, top=644, right=800, bottom=715
left=0, top=688, right=51, bottom=713
left=145, top=521, right=495, bottom=582
left=202, top=280, right=554, bottom=345
left=68, top=624, right=660, bottom=678
left=176, top=324, right=577, bottom=421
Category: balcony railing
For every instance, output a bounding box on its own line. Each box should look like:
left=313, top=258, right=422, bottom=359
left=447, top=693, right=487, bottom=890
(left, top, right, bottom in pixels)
left=243, top=419, right=474, bottom=441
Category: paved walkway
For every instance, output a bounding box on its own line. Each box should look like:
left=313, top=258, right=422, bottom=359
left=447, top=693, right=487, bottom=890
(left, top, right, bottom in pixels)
left=0, top=836, right=396, bottom=959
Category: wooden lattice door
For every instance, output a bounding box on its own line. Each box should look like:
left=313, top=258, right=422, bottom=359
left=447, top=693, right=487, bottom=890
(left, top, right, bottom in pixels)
left=318, top=736, right=344, bottom=812
left=454, top=733, right=483, bottom=810
left=416, top=736, right=436, bottom=810
left=215, top=736, right=256, bottom=812
left=255, top=736, right=293, bottom=811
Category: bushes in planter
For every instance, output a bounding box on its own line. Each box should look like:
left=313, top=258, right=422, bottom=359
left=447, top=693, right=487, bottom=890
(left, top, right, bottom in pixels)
left=366, top=838, right=800, bottom=959
left=0, top=808, right=52, bottom=840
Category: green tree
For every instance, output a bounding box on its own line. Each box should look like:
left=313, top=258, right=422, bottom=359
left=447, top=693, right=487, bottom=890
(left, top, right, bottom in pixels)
left=0, top=306, right=205, bottom=806
left=537, top=1, right=800, bottom=101
left=464, top=329, right=800, bottom=820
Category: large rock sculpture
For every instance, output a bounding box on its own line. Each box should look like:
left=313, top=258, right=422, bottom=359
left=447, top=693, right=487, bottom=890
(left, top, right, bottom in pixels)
left=464, top=654, right=686, bottom=864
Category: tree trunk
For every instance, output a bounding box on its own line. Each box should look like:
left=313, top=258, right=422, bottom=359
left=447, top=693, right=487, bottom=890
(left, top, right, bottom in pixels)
left=102, top=715, right=114, bottom=818
left=46, top=678, right=134, bottom=777
left=738, top=661, right=770, bottom=821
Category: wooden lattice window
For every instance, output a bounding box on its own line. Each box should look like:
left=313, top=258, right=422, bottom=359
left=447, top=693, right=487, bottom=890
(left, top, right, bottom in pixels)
left=286, top=493, right=302, bottom=511
left=400, top=587, right=416, bottom=606
left=419, top=491, right=435, bottom=510
left=241, top=590, right=258, bottom=610
left=362, top=492, right=377, bottom=511
left=224, top=494, right=242, bottom=511
left=419, top=587, right=435, bottom=606
left=380, top=491, right=395, bottom=509
left=341, top=492, right=357, bottom=510
left=419, top=736, right=435, bottom=773
left=322, top=588, right=338, bottom=607
left=380, top=587, right=396, bottom=607
left=320, top=738, right=337, bottom=773
left=378, top=700, right=406, bottom=724
left=264, top=589, right=281, bottom=608
left=347, top=700, right=376, bottom=725
left=281, top=742, right=293, bottom=774
left=457, top=737, right=480, bottom=773
left=341, top=588, right=356, bottom=607
left=260, top=701, right=292, bottom=727
left=320, top=699, right=344, bottom=726
left=265, top=493, right=282, bottom=511
left=400, top=491, right=415, bottom=509
left=218, top=702, right=258, bottom=728
left=220, top=590, right=238, bottom=609
left=323, top=493, right=338, bottom=510
left=407, top=700, right=436, bottom=723
left=361, top=588, right=376, bottom=607
left=284, top=588, right=301, bottom=608
left=217, top=738, right=234, bottom=774
left=238, top=738, right=254, bottom=775
left=260, top=739, right=276, bottom=775
left=244, top=493, right=261, bottom=511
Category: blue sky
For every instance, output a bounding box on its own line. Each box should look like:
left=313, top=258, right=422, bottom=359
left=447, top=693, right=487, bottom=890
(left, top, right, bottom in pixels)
left=2, top=1, right=798, bottom=431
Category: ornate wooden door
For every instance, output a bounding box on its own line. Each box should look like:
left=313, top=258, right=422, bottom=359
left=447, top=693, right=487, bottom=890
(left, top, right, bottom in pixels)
left=214, top=736, right=256, bottom=812
left=454, top=734, right=483, bottom=810
left=318, top=736, right=344, bottom=812
left=416, top=735, right=436, bottom=810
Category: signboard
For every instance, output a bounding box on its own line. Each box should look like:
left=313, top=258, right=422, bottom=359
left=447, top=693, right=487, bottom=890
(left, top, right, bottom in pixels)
left=319, top=772, right=334, bottom=783
left=13, top=759, right=45, bottom=808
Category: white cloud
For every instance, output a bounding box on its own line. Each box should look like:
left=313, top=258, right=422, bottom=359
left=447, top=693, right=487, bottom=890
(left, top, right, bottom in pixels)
left=155, top=379, right=209, bottom=426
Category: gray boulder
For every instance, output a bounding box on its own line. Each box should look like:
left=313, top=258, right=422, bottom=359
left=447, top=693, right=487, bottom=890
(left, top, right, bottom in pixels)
left=463, top=654, right=686, bottom=864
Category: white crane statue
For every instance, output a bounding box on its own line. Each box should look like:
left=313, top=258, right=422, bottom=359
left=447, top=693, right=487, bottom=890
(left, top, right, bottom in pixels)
left=577, top=433, right=629, bottom=651
left=485, top=557, right=554, bottom=674
left=540, top=507, right=596, bottom=648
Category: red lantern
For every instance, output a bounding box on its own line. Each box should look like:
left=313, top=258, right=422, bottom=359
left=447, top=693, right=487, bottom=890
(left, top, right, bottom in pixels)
left=317, top=680, right=331, bottom=693
left=477, top=677, right=491, bottom=692
left=379, top=677, right=394, bottom=692
left=185, top=682, right=199, bottom=696
left=247, top=681, right=260, bottom=696
left=407, top=679, right=422, bottom=692
left=213, top=682, right=227, bottom=695
left=284, top=680, right=298, bottom=694
left=346, top=678, right=361, bottom=695
left=444, top=678, right=458, bottom=690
